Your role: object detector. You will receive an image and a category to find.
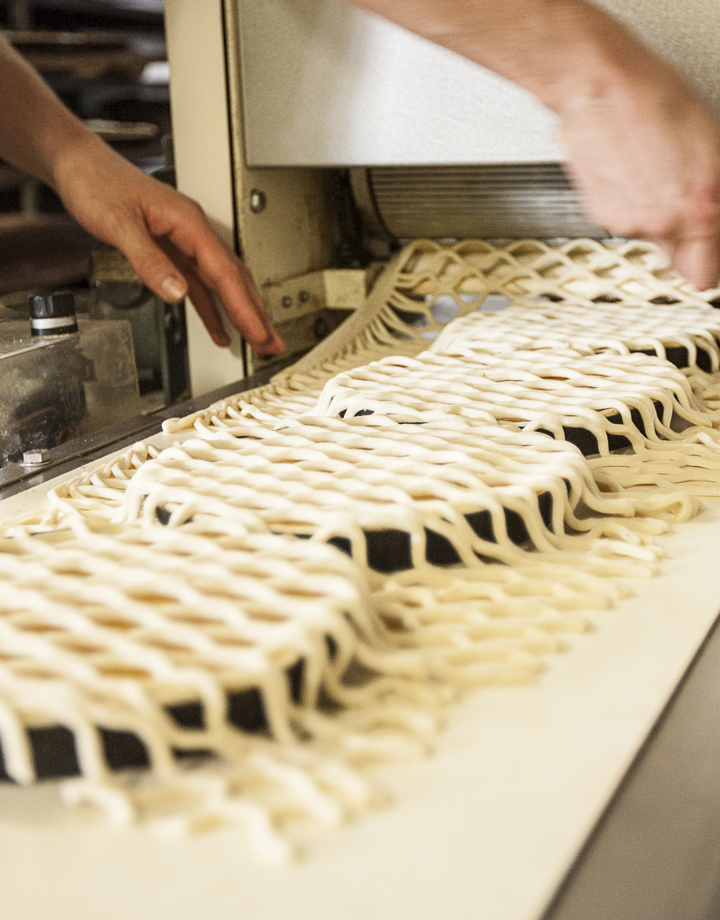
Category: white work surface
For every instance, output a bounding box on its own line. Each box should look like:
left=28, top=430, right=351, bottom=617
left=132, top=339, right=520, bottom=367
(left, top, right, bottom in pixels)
left=1, top=451, right=720, bottom=920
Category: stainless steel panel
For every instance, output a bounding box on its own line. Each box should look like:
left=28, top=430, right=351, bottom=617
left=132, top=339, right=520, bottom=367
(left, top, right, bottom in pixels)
left=234, top=0, right=720, bottom=168
left=546, top=612, right=720, bottom=920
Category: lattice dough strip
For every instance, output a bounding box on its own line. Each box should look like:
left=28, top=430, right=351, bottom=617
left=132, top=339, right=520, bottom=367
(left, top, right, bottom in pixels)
left=405, top=238, right=717, bottom=309
left=0, top=506, right=450, bottom=849
left=368, top=238, right=720, bottom=353
left=109, top=417, right=680, bottom=585
left=1, top=518, right=559, bottom=757
left=0, top=518, right=394, bottom=777
left=163, top=239, right=718, bottom=438
left=431, top=300, right=720, bottom=370
left=0, top=516, right=635, bottom=848
left=5, top=524, right=465, bottom=697
left=315, top=351, right=720, bottom=460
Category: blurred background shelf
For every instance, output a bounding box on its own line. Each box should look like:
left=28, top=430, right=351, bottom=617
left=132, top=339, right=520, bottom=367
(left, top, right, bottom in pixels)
left=1, top=0, right=165, bottom=34
left=0, top=212, right=94, bottom=294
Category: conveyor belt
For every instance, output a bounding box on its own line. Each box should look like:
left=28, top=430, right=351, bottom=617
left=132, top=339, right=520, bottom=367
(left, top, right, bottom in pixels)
left=2, top=240, right=720, bottom=916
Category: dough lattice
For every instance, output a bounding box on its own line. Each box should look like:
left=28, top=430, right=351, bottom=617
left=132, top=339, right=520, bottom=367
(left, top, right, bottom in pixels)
left=165, top=238, right=718, bottom=435
left=3, top=238, right=720, bottom=855
left=316, top=350, right=720, bottom=452
left=114, top=416, right=675, bottom=573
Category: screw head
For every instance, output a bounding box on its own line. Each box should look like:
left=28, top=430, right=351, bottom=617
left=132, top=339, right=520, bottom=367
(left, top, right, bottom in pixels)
left=314, top=316, right=331, bottom=340
left=281, top=295, right=293, bottom=309
left=249, top=189, right=266, bottom=214
left=23, top=449, right=50, bottom=465
left=299, top=290, right=310, bottom=303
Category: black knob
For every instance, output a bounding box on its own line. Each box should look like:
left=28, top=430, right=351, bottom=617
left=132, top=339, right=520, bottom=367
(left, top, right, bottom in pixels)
left=29, top=291, right=78, bottom=337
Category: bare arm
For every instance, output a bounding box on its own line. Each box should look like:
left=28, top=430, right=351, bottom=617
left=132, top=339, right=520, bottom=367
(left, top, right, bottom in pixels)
left=352, top=0, right=720, bottom=291
left=0, top=35, right=284, bottom=354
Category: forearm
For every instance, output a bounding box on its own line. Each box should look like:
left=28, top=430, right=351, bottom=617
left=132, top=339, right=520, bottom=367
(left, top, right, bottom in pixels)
left=0, top=33, right=282, bottom=352
left=0, top=33, right=99, bottom=189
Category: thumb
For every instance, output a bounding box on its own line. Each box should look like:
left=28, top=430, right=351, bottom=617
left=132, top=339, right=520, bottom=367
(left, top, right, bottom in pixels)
left=114, top=217, right=189, bottom=303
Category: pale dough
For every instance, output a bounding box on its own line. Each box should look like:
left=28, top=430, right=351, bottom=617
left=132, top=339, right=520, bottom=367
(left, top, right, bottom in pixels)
left=2, top=238, right=719, bottom=856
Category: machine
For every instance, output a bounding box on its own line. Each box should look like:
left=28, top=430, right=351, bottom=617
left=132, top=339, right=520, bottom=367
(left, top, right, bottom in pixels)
left=164, top=0, right=720, bottom=394
left=2, top=2, right=720, bottom=918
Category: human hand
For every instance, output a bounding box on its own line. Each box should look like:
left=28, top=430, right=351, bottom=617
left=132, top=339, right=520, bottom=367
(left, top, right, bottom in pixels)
left=53, top=135, right=284, bottom=354
left=348, top=0, right=720, bottom=292
left=559, top=56, right=720, bottom=292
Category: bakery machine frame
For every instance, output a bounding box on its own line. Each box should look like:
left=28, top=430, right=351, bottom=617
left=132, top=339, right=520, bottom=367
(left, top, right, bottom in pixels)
left=164, top=0, right=720, bottom=395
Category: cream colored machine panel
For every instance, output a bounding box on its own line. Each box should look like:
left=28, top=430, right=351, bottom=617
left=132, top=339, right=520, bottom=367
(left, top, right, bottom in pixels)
left=166, top=0, right=341, bottom=395
left=237, top=0, right=720, bottom=167
left=165, top=0, right=243, bottom=395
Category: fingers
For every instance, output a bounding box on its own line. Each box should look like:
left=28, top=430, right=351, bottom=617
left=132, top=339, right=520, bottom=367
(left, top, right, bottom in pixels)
left=56, top=143, right=283, bottom=350
left=145, top=241, right=229, bottom=347
left=673, top=235, right=720, bottom=291
left=184, top=267, right=230, bottom=348
left=192, top=249, right=284, bottom=354
left=110, top=189, right=285, bottom=354
left=118, top=222, right=190, bottom=307
left=558, top=67, right=720, bottom=293
left=161, top=204, right=285, bottom=355
left=212, top=256, right=284, bottom=354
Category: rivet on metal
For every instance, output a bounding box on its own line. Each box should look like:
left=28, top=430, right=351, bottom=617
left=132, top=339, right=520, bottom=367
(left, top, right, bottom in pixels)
left=249, top=189, right=267, bottom=214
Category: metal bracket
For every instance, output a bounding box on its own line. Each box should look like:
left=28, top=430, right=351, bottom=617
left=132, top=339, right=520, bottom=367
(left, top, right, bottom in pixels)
left=261, top=268, right=369, bottom=325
